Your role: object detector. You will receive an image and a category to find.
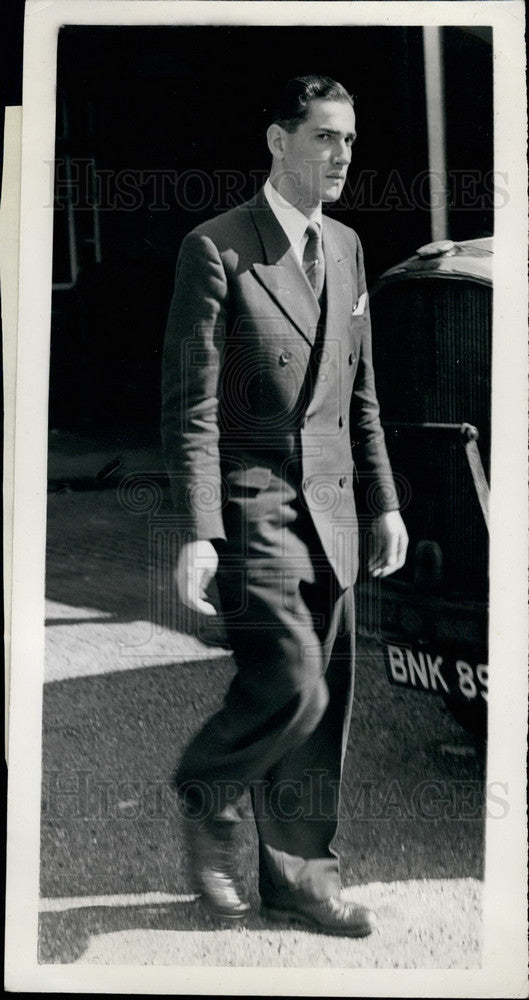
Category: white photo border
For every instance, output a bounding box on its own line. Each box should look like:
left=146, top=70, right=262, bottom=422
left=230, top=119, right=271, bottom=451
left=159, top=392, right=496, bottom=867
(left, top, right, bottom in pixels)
left=5, top=1, right=528, bottom=994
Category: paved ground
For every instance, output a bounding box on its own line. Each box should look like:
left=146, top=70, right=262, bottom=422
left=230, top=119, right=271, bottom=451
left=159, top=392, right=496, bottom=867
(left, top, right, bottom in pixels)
left=40, top=446, right=486, bottom=968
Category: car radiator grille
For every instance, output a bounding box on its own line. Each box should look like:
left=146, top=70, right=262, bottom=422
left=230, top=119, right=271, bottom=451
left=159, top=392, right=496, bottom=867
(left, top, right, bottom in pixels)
left=369, top=278, right=491, bottom=598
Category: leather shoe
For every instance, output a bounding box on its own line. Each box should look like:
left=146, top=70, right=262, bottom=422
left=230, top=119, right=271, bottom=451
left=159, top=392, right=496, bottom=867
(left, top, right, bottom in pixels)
left=184, top=817, right=250, bottom=921
left=261, top=895, right=376, bottom=937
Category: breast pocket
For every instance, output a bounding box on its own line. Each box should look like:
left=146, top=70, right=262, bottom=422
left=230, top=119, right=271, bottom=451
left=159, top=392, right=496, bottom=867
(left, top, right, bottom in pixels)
left=352, top=291, right=368, bottom=317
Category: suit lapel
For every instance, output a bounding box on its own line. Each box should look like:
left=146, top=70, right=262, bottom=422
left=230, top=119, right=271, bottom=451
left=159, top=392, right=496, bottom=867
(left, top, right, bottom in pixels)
left=321, top=220, right=357, bottom=341
left=247, top=190, right=359, bottom=348
left=249, top=191, right=321, bottom=346
left=301, top=220, right=359, bottom=416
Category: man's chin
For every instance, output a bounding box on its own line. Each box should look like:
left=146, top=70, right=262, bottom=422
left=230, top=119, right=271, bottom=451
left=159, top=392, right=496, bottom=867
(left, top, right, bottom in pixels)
left=321, top=184, right=345, bottom=204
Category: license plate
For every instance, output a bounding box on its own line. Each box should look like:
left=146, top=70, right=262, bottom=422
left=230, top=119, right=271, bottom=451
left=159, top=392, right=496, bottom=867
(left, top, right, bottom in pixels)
left=384, top=641, right=488, bottom=703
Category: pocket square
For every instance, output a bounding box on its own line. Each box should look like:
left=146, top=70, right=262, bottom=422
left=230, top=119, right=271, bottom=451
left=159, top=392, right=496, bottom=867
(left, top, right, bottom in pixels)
left=352, top=291, right=367, bottom=316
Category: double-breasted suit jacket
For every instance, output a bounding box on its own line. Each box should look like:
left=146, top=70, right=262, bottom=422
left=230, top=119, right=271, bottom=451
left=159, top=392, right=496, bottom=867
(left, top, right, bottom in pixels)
left=162, top=186, right=399, bottom=903
left=162, top=186, right=397, bottom=590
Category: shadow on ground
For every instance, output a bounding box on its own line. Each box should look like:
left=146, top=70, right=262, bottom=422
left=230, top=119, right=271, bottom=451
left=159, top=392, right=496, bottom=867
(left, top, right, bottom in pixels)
left=39, top=899, right=280, bottom=964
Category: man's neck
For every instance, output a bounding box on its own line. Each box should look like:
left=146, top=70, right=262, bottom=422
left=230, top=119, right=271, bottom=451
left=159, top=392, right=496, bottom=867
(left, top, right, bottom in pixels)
left=268, top=173, right=321, bottom=221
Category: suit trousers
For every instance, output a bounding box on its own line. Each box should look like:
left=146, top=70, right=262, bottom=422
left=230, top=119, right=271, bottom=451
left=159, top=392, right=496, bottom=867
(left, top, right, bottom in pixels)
left=175, top=516, right=356, bottom=904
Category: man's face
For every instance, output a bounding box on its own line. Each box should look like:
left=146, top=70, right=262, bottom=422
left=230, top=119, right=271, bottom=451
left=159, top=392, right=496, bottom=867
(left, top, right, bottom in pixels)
left=278, top=99, right=356, bottom=211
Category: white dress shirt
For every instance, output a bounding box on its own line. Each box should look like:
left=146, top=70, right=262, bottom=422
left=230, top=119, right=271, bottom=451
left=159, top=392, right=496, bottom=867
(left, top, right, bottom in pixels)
left=263, top=178, right=322, bottom=267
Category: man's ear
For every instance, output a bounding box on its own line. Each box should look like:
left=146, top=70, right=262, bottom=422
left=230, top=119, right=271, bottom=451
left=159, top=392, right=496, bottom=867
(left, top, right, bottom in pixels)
left=266, top=123, right=285, bottom=159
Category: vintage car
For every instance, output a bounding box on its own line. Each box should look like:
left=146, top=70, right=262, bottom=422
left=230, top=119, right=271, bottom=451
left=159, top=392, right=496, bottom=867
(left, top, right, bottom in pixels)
left=356, top=237, right=492, bottom=738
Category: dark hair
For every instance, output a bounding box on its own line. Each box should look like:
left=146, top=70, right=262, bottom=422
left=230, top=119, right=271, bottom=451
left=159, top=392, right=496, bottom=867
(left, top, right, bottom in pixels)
left=265, top=75, right=354, bottom=132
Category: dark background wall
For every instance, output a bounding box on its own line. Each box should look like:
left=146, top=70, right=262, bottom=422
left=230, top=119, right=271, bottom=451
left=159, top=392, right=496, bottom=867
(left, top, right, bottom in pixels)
left=49, top=25, right=492, bottom=438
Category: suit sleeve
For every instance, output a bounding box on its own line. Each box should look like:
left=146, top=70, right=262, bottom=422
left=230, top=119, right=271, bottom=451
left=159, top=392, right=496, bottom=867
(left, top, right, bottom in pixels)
left=349, top=234, right=400, bottom=514
left=161, top=230, right=227, bottom=541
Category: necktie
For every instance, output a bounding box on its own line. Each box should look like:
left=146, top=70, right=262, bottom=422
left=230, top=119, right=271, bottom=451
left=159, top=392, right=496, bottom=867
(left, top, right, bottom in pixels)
left=302, top=222, right=325, bottom=301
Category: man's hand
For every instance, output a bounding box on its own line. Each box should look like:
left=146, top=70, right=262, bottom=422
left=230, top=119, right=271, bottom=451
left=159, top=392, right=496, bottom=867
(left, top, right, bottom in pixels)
left=368, top=510, right=408, bottom=578
left=175, top=540, right=218, bottom=615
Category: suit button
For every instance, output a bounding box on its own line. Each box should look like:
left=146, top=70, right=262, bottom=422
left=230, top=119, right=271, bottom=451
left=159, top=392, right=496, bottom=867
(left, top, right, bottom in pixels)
left=339, top=476, right=347, bottom=488
left=348, top=352, right=356, bottom=365
left=279, top=350, right=293, bottom=365
left=338, top=414, right=345, bottom=428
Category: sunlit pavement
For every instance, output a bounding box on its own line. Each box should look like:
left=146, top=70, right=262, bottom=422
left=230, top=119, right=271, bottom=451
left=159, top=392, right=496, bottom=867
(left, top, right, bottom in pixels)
left=41, top=484, right=485, bottom=967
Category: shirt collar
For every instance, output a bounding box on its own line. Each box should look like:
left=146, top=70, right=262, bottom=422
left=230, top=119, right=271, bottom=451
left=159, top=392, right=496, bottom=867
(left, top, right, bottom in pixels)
left=264, top=178, right=322, bottom=248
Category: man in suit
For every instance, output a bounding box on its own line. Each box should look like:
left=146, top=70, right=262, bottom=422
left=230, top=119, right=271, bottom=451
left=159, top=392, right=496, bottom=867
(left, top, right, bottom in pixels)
left=162, top=75, right=408, bottom=936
